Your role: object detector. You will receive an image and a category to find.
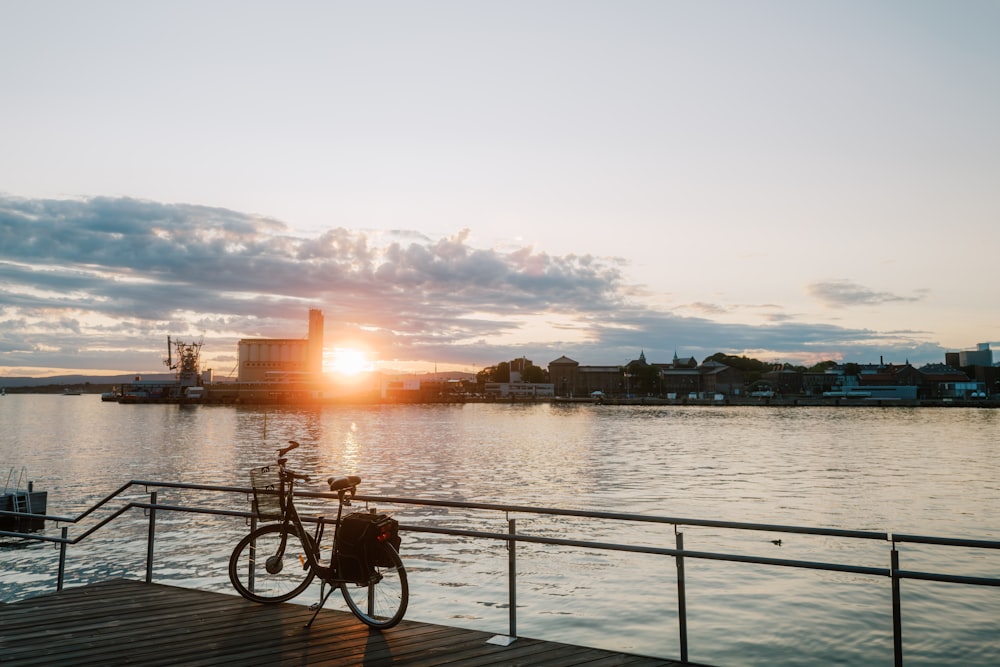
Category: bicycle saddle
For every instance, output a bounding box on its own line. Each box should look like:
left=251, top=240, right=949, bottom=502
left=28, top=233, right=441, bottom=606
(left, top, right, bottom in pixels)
left=328, top=475, right=361, bottom=491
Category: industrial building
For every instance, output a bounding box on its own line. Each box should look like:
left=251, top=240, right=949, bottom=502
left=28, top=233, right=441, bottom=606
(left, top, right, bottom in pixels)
left=236, top=309, right=325, bottom=383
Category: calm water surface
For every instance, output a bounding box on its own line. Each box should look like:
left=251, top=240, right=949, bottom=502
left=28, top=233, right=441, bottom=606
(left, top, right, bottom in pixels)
left=1, top=396, right=997, bottom=666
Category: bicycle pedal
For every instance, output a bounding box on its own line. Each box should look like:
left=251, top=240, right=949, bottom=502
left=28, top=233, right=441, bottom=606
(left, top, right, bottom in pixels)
left=309, top=602, right=321, bottom=611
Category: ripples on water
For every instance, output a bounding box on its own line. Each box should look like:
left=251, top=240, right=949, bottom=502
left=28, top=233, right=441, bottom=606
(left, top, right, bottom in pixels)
left=1, top=396, right=997, bottom=666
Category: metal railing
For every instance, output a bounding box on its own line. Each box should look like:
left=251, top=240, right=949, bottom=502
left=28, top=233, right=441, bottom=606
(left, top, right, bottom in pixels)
left=2, top=480, right=998, bottom=666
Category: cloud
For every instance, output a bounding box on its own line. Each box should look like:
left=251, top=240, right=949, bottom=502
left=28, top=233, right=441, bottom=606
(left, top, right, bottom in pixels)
left=806, top=280, right=927, bottom=308
left=684, top=302, right=728, bottom=316
left=0, top=195, right=947, bottom=375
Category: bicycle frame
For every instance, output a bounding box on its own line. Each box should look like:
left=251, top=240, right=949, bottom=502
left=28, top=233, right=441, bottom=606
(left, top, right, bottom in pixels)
left=270, top=469, right=352, bottom=585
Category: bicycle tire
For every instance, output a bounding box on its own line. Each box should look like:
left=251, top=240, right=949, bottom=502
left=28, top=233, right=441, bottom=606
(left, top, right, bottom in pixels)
left=229, top=523, right=317, bottom=603
left=341, top=543, right=408, bottom=629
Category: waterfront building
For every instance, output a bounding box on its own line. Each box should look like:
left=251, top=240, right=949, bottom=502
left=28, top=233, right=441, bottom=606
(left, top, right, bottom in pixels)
left=484, top=382, right=555, bottom=398
left=549, top=353, right=743, bottom=398
left=918, top=364, right=986, bottom=399
left=548, top=356, right=622, bottom=398
left=946, top=342, right=994, bottom=368
left=236, top=309, right=324, bottom=383
left=761, top=367, right=803, bottom=395
left=548, top=346, right=998, bottom=401
left=801, top=370, right=841, bottom=395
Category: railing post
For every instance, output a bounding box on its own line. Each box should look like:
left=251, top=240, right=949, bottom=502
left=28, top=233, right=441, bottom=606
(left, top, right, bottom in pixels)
left=676, top=530, right=688, bottom=663
left=57, top=526, right=68, bottom=591
left=891, top=544, right=903, bottom=667
left=145, top=491, right=157, bottom=583
left=248, top=515, right=257, bottom=592
left=508, top=518, right=517, bottom=638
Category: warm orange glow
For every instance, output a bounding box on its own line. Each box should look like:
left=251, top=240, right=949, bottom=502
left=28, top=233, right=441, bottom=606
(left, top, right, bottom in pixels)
left=325, top=347, right=375, bottom=376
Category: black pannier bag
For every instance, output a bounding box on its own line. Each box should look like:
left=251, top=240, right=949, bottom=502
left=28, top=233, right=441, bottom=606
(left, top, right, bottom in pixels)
left=337, top=511, right=401, bottom=582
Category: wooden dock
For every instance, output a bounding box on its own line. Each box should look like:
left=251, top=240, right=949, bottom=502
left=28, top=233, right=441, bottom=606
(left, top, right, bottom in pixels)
left=0, top=579, right=699, bottom=666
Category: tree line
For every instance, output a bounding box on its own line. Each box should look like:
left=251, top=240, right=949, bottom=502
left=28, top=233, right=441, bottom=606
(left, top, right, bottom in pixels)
left=477, top=353, right=845, bottom=388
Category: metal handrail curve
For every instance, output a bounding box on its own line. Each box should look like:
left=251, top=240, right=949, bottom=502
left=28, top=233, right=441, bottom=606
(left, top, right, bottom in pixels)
left=2, top=479, right=998, bottom=667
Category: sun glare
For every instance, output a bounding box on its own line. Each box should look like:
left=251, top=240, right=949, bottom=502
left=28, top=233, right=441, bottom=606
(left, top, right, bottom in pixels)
left=326, top=347, right=375, bottom=376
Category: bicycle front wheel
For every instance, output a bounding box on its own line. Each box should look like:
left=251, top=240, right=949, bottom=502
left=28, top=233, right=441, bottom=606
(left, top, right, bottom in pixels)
left=229, top=524, right=316, bottom=603
left=341, top=544, right=408, bottom=629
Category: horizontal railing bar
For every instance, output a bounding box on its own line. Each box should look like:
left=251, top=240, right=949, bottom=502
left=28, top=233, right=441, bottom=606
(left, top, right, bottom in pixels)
left=42, top=503, right=977, bottom=585
left=130, top=502, right=338, bottom=527
left=133, top=480, right=253, bottom=494
left=896, top=570, right=1000, bottom=587
left=126, top=481, right=891, bottom=541
left=400, top=524, right=893, bottom=578
left=130, top=502, right=253, bottom=520
left=133, top=481, right=893, bottom=540
left=892, top=533, right=1000, bottom=550
left=125, top=482, right=1000, bottom=550
left=0, top=529, right=64, bottom=543
left=350, top=493, right=891, bottom=541
left=0, top=510, right=79, bottom=523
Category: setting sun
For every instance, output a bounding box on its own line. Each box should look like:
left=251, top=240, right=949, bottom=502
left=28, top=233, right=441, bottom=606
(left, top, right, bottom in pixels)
left=325, top=347, right=375, bottom=376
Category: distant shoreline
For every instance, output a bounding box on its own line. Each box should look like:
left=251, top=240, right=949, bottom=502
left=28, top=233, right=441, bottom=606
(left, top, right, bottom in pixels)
left=3, top=386, right=997, bottom=408
left=580, top=396, right=999, bottom=408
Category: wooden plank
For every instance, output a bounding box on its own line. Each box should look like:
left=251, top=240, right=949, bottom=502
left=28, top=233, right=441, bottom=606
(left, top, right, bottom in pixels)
left=0, top=580, right=695, bottom=667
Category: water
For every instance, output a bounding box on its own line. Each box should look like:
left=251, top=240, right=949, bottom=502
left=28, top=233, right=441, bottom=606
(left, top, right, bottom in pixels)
left=1, top=396, right=997, bottom=665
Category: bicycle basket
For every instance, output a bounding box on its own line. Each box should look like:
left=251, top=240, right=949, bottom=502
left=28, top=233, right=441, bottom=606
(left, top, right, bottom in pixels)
left=249, top=465, right=283, bottom=520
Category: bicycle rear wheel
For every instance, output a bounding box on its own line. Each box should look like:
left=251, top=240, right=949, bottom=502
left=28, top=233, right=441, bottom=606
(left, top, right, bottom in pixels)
left=229, top=524, right=316, bottom=603
left=341, top=544, right=408, bottom=629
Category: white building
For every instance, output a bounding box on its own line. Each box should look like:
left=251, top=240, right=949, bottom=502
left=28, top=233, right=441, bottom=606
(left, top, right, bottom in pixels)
left=958, top=343, right=993, bottom=368
left=484, top=382, right=555, bottom=398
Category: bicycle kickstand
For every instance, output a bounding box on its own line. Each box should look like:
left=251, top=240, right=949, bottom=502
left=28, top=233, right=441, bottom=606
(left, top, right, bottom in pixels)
left=305, top=581, right=338, bottom=629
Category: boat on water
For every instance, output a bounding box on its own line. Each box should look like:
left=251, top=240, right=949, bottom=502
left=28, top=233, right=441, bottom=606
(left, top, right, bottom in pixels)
left=1, top=468, right=47, bottom=531
left=63, top=388, right=82, bottom=396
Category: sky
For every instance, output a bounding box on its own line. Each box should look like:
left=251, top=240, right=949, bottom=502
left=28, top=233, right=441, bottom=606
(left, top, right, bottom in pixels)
left=2, top=1, right=998, bottom=378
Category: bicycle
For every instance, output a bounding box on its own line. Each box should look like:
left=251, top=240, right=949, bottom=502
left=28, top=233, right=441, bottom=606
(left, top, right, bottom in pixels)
left=228, top=440, right=408, bottom=629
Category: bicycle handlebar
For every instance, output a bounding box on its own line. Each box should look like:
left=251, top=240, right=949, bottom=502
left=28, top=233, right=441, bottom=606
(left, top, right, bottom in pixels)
left=279, top=440, right=299, bottom=457
left=276, top=439, right=360, bottom=489
left=275, top=441, right=312, bottom=481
